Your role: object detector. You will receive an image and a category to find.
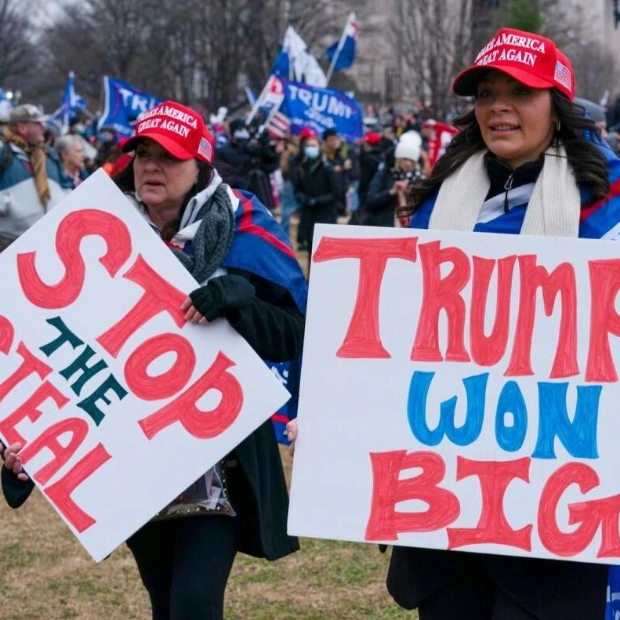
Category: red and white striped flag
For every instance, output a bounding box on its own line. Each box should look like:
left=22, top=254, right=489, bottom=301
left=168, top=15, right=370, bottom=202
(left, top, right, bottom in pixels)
left=266, top=110, right=291, bottom=138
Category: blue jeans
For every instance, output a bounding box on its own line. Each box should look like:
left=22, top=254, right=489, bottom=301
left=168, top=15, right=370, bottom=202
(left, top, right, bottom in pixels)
left=280, top=180, right=299, bottom=237
left=348, top=180, right=360, bottom=212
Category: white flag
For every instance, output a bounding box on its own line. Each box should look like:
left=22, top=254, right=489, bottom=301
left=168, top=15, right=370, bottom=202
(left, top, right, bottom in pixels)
left=282, top=25, right=327, bottom=88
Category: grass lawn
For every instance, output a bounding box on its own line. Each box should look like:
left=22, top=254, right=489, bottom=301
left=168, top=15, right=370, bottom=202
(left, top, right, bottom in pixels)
left=0, top=448, right=417, bottom=619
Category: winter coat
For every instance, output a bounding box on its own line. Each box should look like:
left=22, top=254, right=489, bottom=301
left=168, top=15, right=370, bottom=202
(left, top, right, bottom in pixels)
left=292, top=157, right=342, bottom=250
left=0, top=140, right=71, bottom=242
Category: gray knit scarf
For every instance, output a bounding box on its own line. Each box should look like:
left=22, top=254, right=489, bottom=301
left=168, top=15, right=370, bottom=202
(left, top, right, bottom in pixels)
left=132, top=172, right=236, bottom=285
left=170, top=185, right=235, bottom=284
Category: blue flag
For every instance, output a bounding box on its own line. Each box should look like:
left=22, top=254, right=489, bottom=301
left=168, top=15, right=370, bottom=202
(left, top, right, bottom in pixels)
left=97, top=76, right=162, bottom=137
left=271, top=45, right=290, bottom=80
left=51, top=72, right=87, bottom=132
left=278, top=78, right=363, bottom=142
left=325, top=12, right=358, bottom=72
left=605, top=566, right=620, bottom=619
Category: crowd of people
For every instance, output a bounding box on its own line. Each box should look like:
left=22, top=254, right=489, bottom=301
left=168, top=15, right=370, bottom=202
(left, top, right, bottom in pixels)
left=1, top=24, right=620, bottom=620
left=0, top=91, right=456, bottom=258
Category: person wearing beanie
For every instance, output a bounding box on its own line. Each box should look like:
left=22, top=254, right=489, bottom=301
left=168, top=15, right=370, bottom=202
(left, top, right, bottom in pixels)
left=291, top=129, right=342, bottom=253
left=385, top=28, right=620, bottom=620
left=2, top=100, right=307, bottom=620
left=358, top=130, right=426, bottom=227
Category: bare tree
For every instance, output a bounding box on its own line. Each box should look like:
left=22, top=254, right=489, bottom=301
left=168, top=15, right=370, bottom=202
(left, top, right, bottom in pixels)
left=0, top=0, right=37, bottom=86
left=392, top=0, right=473, bottom=115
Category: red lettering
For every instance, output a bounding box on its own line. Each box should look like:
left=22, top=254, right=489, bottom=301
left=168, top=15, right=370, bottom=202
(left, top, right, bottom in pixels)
left=0, top=315, right=14, bottom=354
left=17, top=210, right=132, bottom=309
left=506, top=256, right=578, bottom=378
left=586, top=259, right=620, bottom=382
left=44, top=443, right=111, bottom=533
left=19, top=418, right=89, bottom=485
left=569, top=494, right=620, bottom=559
left=411, top=241, right=470, bottom=363
left=138, top=352, right=243, bottom=440
left=470, top=256, right=515, bottom=366
left=447, top=457, right=532, bottom=551
left=0, top=381, right=69, bottom=446
left=313, top=237, right=418, bottom=358
left=97, top=255, right=186, bottom=358
left=365, top=450, right=460, bottom=541
left=125, top=333, right=196, bottom=400
left=0, top=342, right=52, bottom=403
left=538, top=463, right=602, bottom=557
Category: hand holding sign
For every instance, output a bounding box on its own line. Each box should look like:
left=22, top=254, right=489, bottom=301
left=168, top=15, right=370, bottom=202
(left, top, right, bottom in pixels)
left=289, top=223, right=620, bottom=565
left=1, top=441, right=29, bottom=481
left=0, top=171, right=291, bottom=562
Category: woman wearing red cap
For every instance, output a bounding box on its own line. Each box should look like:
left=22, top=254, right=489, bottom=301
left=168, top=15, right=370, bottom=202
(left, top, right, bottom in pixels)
left=1, top=100, right=307, bottom=620
left=118, top=102, right=306, bottom=619
left=385, top=28, right=620, bottom=620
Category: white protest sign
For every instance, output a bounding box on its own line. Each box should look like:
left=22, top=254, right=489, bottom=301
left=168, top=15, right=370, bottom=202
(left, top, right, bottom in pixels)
left=0, top=170, right=290, bottom=561
left=289, top=223, right=620, bottom=564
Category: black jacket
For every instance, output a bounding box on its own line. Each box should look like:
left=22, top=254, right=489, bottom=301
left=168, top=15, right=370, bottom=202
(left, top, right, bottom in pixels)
left=216, top=138, right=279, bottom=211
left=387, top=546, right=607, bottom=618
left=292, top=157, right=342, bottom=248
left=357, top=146, right=384, bottom=208
left=361, top=164, right=398, bottom=227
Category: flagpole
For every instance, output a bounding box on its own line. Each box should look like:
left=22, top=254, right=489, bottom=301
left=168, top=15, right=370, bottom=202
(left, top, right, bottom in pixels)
left=248, top=22, right=290, bottom=126
left=258, top=103, right=281, bottom=136
left=325, top=20, right=348, bottom=86
left=246, top=78, right=272, bottom=126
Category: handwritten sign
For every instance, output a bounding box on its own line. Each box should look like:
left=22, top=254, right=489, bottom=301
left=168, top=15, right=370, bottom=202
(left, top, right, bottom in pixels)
left=0, top=170, right=290, bottom=561
left=289, top=223, right=620, bottom=564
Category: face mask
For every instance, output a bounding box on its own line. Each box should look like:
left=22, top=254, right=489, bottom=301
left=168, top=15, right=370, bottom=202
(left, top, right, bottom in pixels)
left=304, top=146, right=320, bottom=159
left=73, top=123, right=86, bottom=134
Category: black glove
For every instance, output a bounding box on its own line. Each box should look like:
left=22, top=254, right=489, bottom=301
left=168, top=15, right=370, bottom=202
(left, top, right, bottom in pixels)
left=189, top=275, right=256, bottom=322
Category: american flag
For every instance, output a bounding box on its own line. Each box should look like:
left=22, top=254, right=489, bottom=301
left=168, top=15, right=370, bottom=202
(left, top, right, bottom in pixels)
left=265, top=109, right=291, bottom=138
left=554, top=60, right=572, bottom=94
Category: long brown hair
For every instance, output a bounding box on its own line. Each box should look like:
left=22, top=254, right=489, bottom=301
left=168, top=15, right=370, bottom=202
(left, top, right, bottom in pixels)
left=401, top=89, right=609, bottom=217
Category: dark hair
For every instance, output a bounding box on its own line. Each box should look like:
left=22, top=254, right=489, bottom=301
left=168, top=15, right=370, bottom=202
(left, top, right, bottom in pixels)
left=322, top=128, right=338, bottom=140
left=113, top=153, right=214, bottom=240
left=402, top=89, right=609, bottom=217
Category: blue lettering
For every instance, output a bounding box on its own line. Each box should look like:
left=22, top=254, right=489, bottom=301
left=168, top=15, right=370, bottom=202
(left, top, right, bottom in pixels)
left=495, top=381, right=527, bottom=452
left=407, top=371, right=488, bottom=446
left=533, top=382, right=601, bottom=459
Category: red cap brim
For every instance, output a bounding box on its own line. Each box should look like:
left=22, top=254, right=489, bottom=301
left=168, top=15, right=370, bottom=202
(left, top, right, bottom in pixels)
left=452, top=65, right=555, bottom=97
left=122, top=132, right=194, bottom=160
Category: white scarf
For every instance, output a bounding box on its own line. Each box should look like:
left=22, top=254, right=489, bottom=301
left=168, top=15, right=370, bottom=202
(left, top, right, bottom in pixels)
left=428, top=145, right=581, bottom=237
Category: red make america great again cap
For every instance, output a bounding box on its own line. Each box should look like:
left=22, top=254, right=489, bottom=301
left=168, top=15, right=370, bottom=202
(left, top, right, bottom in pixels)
left=452, top=28, right=575, bottom=101
left=123, top=101, right=215, bottom=164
